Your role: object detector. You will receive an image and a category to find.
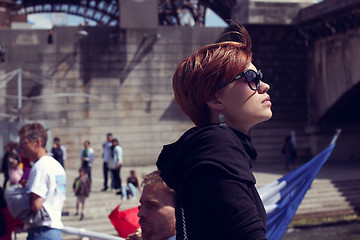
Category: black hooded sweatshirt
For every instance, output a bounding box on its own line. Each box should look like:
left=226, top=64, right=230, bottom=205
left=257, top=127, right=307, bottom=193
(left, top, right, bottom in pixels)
left=156, top=124, right=267, bottom=240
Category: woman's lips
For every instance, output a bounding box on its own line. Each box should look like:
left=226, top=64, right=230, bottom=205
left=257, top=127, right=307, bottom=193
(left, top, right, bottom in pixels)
left=262, top=96, right=271, bottom=106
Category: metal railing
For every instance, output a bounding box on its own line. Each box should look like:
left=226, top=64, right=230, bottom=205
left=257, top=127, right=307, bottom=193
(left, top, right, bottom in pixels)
left=14, top=226, right=125, bottom=240
left=61, top=226, right=125, bottom=240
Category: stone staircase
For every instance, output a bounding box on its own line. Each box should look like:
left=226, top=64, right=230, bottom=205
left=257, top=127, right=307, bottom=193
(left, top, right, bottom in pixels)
left=11, top=163, right=360, bottom=239
left=293, top=178, right=360, bottom=224
left=250, top=122, right=312, bottom=164
left=254, top=161, right=360, bottom=226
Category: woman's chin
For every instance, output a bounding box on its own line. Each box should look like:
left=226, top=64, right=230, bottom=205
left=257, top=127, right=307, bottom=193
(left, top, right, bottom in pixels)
left=254, top=112, right=273, bottom=126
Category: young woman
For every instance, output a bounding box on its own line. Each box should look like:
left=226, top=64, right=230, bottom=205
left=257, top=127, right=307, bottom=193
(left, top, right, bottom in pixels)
left=156, top=26, right=271, bottom=240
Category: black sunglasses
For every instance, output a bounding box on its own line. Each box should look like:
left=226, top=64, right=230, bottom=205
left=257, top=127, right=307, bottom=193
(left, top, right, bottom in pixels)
left=217, top=69, right=264, bottom=91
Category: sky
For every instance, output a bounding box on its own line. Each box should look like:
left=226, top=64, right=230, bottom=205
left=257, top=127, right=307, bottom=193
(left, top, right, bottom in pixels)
left=27, top=8, right=228, bottom=29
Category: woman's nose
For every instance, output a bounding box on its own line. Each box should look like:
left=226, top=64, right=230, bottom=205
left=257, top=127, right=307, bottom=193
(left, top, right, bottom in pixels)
left=258, top=81, right=270, bottom=94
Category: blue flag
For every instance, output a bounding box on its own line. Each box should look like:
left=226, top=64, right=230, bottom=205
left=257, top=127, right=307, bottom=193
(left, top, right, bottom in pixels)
left=258, top=143, right=336, bottom=240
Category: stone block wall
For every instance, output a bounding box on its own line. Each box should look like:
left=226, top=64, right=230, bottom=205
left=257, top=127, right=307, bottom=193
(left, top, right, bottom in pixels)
left=0, top=25, right=312, bottom=168
left=0, top=27, right=226, bottom=168
left=232, top=0, right=316, bottom=25
left=307, top=28, right=360, bottom=123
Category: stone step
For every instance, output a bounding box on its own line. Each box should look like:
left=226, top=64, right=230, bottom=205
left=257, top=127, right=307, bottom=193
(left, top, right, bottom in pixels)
left=10, top=166, right=360, bottom=239
left=250, top=124, right=312, bottom=163
left=11, top=166, right=145, bottom=240
left=293, top=179, right=360, bottom=222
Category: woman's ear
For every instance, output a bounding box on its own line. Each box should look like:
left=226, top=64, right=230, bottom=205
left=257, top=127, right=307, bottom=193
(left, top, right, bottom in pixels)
left=206, top=96, right=223, bottom=111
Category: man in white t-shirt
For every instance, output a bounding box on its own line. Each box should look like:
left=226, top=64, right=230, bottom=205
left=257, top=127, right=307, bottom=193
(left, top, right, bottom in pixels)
left=101, top=133, right=113, bottom=191
left=19, top=123, right=66, bottom=240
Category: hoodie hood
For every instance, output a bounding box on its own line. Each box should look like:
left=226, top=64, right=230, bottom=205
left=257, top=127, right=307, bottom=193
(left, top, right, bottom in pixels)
left=156, top=124, right=257, bottom=193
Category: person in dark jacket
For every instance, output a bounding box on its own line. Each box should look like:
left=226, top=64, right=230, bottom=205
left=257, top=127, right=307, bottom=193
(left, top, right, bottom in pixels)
left=282, top=135, right=297, bottom=170
left=1, top=142, right=15, bottom=189
left=51, top=137, right=64, bottom=168
left=1, top=142, right=18, bottom=189
left=156, top=25, right=272, bottom=240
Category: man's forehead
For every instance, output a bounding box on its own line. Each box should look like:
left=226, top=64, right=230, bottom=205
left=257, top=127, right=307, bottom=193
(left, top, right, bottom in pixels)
left=142, top=185, right=161, bottom=197
left=141, top=185, right=173, bottom=205
left=140, top=196, right=160, bottom=204
left=140, top=190, right=161, bottom=205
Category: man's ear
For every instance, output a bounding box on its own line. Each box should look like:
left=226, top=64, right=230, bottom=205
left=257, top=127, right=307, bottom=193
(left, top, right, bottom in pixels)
left=37, top=137, right=42, bottom=147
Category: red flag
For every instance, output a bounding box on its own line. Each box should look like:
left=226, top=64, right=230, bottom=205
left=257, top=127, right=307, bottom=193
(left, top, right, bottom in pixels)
left=108, top=205, right=140, bottom=238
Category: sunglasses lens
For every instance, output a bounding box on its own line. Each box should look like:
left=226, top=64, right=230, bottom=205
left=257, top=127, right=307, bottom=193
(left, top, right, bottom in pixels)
left=258, top=70, right=264, bottom=81
left=218, top=69, right=264, bottom=91
left=244, top=70, right=260, bottom=90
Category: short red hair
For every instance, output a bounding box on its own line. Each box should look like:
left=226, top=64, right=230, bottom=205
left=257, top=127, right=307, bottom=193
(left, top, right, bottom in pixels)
left=172, top=26, right=253, bottom=127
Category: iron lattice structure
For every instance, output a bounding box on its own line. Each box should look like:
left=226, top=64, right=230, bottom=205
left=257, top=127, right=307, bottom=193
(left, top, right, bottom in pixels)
left=7, top=0, right=235, bottom=26
left=13, top=0, right=119, bottom=26
left=158, top=0, right=233, bottom=26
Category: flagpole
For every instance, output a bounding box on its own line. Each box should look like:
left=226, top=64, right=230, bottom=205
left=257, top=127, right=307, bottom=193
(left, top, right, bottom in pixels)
left=329, top=129, right=341, bottom=146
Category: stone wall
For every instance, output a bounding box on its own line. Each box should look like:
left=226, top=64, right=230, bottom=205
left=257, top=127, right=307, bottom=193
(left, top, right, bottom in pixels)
left=232, top=0, right=316, bottom=24
left=295, top=0, right=360, bottom=160
left=307, top=28, right=360, bottom=123
left=0, top=27, right=227, bottom=168
left=0, top=25, right=320, bottom=168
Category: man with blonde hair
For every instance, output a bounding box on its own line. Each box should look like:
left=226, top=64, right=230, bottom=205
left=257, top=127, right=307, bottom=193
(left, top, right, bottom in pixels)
left=127, top=170, right=176, bottom=240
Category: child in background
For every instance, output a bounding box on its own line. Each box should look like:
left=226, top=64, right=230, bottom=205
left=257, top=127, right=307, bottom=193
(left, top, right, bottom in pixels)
left=7, top=150, right=23, bottom=186
left=73, top=167, right=91, bottom=220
